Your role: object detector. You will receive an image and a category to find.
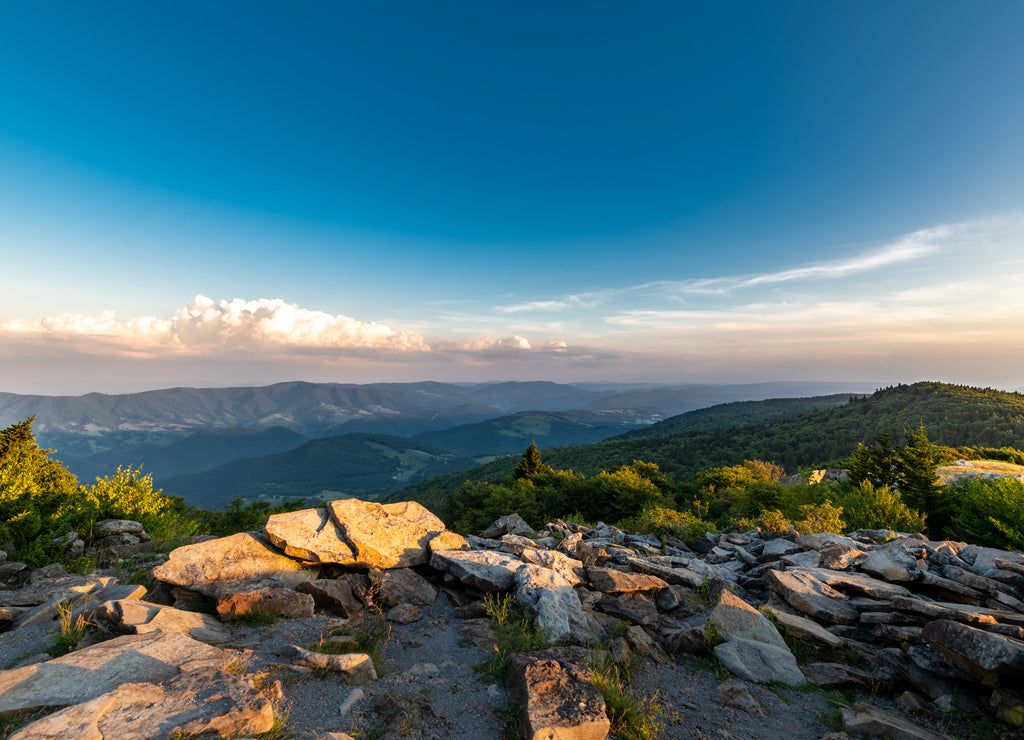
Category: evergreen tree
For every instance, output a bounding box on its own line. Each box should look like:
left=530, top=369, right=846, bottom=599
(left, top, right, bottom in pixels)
left=513, top=441, right=545, bottom=479
left=898, top=424, right=940, bottom=520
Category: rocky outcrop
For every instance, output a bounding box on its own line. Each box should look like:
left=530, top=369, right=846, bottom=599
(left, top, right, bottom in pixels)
left=4, top=499, right=1024, bottom=738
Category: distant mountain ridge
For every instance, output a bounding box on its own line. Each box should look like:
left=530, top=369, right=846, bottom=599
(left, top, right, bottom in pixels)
left=0, top=379, right=881, bottom=500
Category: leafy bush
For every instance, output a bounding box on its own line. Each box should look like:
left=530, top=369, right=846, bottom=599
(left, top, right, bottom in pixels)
left=833, top=481, right=927, bottom=533
left=757, top=509, right=792, bottom=534
left=793, top=501, right=845, bottom=535
left=617, top=504, right=716, bottom=542
left=941, top=476, right=1024, bottom=551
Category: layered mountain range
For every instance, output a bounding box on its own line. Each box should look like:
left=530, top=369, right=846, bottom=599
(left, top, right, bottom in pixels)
left=0, top=380, right=878, bottom=508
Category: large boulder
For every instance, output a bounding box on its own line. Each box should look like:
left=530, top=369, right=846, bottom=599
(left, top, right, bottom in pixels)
left=152, top=532, right=318, bottom=598
left=506, top=647, right=610, bottom=740
left=328, top=499, right=446, bottom=569
left=263, top=507, right=356, bottom=564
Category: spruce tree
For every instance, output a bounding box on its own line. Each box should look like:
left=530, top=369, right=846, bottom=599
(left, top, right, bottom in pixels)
left=513, top=441, right=544, bottom=479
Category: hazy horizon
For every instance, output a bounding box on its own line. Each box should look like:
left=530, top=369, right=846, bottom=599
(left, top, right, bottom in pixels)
left=3, top=3, right=1023, bottom=395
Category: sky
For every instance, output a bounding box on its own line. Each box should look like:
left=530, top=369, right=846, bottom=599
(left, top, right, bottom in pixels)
left=1, top=2, right=1024, bottom=395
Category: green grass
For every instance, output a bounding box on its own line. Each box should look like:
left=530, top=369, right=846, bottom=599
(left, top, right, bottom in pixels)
left=589, top=660, right=672, bottom=740
left=232, top=608, right=279, bottom=627
left=45, top=601, right=91, bottom=658
left=473, top=593, right=551, bottom=685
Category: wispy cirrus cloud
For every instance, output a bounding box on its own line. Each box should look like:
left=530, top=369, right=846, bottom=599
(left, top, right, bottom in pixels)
left=488, top=221, right=955, bottom=317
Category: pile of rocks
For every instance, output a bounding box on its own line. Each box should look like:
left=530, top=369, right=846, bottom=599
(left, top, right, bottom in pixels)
left=1, top=499, right=1022, bottom=739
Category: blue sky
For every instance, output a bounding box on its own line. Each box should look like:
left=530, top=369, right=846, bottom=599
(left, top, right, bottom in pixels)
left=1, top=2, right=1023, bottom=393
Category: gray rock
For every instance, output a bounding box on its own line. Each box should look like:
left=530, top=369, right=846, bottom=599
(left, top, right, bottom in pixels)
left=586, top=566, right=668, bottom=594
left=923, top=619, right=1024, bottom=686
left=281, top=645, right=377, bottom=680
left=216, top=587, right=315, bottom=620
left=96, top=598, right=231, bottom=644
left=861, top=541, right=921, bottom=582
left=716, top=679, right=765, bottom=714
left=295, top=578, right=364, bottom=618
left=714, top=637, right=805, bottom=685
left=369, top=567, right=437, bottom=608
left=763, top=569, right=859, bottom=625
left=515, top=563, right=592, bottom=644
left=764, top=605, right=845, bottom=648
left=430, top=549, right=524, bottom=592
left=480, top=513, right=534, bottom=539
left=263, top=507, right=356, bottom=564
left=801, top=567, right=913, bottom=599
left=328, top=498, right=447, bottom=569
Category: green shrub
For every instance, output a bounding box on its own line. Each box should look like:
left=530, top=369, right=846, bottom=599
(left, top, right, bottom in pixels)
left=941, top=476, right=1024, bottom=551
left=834, top=481, right=927, bottom=533
left=793, top=501, right=845, bottom=535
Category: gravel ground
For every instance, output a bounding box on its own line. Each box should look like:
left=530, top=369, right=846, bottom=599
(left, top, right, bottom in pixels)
left=225, top=592, right=843, bottom=740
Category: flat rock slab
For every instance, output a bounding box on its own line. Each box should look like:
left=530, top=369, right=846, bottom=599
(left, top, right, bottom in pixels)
left=9, top=668, right=273, bottom=740
left=626, top=556, right=704, bottom=587
left=263, top=507, right=356, bottom=564
left=153, top=532, right=319, bottom=598
left=714, top=638, right=805, bottom=686
left=506, top=647, right=610, bottom=740
left=329, top=498, right=446, bottom=569
left=765, top=606, right=845, bottom=648
left=430, top=549, right=524, bottom=592
left=764, top=569, right=859, bottom=625
left=520, top=548, right=584, bottom=586
left=860, top=542, right=921, bottom=582
left=801, top=567, right=912, bottom=599
left=889, top=596, right=999, bottom=625
left=587, top=566, right=667, bottom=594
left=841, top=701, right=953, bottom=740
left=0, top=632, right=230, bottom=717
left=0, top=576, right=116, bottom=607
left=923, top=619, right=1024, bottom=686
left=97, top=599, right=231, bottom=644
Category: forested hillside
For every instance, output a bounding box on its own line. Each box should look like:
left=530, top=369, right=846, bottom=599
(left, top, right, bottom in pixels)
left=612, top=393, right=859, bottom=440
left=392, top=382, right=1024, bottom=499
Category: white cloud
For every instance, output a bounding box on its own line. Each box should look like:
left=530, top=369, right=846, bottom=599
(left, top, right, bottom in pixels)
left=1, top=295, right=430, bottom=355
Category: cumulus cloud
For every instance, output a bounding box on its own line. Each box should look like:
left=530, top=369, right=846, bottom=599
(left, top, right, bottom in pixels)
left=0, top=295, right=430, bottom=355
left=0, top=297, right=582, bottom=370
